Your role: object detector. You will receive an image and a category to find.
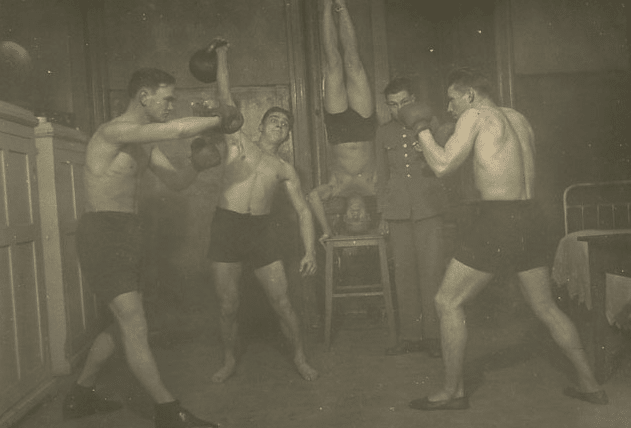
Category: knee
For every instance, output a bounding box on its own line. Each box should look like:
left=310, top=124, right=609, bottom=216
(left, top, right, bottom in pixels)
left=434, top=291, right=458, bottom=317
left=530, top=301, right=560, bottom=323
left=219, top=296, right=239, bottom=319
left=268, top=294, right=292, bottom=314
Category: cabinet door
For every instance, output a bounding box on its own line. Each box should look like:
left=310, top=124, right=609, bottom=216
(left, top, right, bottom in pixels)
left=54, top=144, right=101, bottom=357
left=0, top=130, right=49, bottom=415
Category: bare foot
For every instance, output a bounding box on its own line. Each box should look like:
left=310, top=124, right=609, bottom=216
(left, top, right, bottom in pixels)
left=212, top=358, right=236, bottom=383
left=295, top=357, right=319, bottom=381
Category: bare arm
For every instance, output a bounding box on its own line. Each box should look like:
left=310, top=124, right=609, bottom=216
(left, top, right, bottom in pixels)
left=100, top=117, right=223, bottom=146
left=520, top=121, right=536, bottom=199
left=307, top=183, right=336, bottom=240
left=215, top=41, right=233, bottom=107
left=214, top=39, right=245, bottom=156
left=416, top=109, right=480, bottom=177
left=284, top=164, right=317, bottom=276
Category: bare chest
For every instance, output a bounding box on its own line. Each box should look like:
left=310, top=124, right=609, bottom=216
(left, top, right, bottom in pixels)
left=109, top=144, right=149, bottom=176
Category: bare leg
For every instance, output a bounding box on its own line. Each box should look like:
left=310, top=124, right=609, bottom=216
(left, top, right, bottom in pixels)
left=109, top=292, right=174, bottom=403
left=321, top=0, right=348, bottom=114
left=334, top=0, right=373, bottom=117
left=430, top=259, right=493, bottom=402
left=214, top=41, right=234, bottom=107
left=255, top=261, right=319, bottom=381
left=76, top=324, right=117, bottom=387
left=211, top=261, right=242, bottom=383
left=517, top=267, right=601, bottom=393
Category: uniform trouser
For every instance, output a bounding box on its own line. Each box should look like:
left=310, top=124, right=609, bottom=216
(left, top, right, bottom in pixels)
left=388, top=215, right=445, bottom=341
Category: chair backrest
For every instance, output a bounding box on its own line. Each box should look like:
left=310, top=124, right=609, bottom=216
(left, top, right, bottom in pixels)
left=563, top=180, right=631, bottom=235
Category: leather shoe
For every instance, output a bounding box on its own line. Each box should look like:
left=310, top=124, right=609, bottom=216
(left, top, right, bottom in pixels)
left=155, top=404, right=219, bottom=428
left=62, top=386, right=122, bottom=420
left=385, top=340, right=424, bottom=356
left=563, top=386, right=609, bottom=405
left=409, top=396, right=469, bottom=411
left=425, top=338, right=442, bottom=358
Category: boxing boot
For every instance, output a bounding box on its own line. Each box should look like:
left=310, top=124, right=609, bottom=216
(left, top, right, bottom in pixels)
left=155, top=401, right=219, bottom=428
left=62, top=383, right=122, bottom=420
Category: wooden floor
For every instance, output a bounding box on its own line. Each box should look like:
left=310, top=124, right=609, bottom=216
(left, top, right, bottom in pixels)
left=12, top=279, right=631, bottom=428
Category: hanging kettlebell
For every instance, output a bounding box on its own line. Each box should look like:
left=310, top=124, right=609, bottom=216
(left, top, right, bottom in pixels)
left=189, top=38, right=228, bottom=83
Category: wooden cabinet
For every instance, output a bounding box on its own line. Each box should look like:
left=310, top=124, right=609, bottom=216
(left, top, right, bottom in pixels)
left=35, top=121, right=102, bottom=376
left=0, top=101, right=50, bottom=423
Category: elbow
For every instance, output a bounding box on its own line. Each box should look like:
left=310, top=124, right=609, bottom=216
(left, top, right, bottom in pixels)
left=306, top=190, right=318, bottom=206
left=434, top=167, right=449, bottom=178
left=426, top=158, right=450, bottom=178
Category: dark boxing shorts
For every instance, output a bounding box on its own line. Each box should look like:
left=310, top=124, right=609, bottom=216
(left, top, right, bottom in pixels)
left=454, top=200, right=550, bottom=273
left=208, top=207, right=282, bottom=268
left=76, top=212, right=144, bottom=304
left=324, top=109, right=376, bottom=145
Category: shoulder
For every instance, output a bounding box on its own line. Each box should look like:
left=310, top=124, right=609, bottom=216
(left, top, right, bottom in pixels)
left=96, top=116, right=139, bottom=145
left=273, top=156, right=299, bottom=181
left=500, top=107, right=531, bottom=125
left=87, top=123, right=117, bottom=150
left=457, top=108, right=485, bottom=128
left=277, top=156, right=295, bottom=173
left=376, top=120, right=398, bottom=138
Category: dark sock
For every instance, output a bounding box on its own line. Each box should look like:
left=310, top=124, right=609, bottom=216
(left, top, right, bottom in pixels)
left=155, top=400, right=180, bottom=416
left=73, top=383, right=94, bottom=394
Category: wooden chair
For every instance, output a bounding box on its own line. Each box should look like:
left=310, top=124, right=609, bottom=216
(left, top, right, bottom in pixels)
left=323, top=234, right=396, bottom=350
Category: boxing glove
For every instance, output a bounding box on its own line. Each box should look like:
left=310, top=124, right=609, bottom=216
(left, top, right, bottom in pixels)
left=191, top=103, right=244, bottom=134
left=190, top=137, right=221, bottom=171
left=399, top=102, right=433, bottom=134
left=433, top=121, right=455, bottom=147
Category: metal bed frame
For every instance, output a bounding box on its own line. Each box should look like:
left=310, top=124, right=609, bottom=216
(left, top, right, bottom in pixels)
left=563, top=180, right=631, bottom=235
left=560, top=179, right=631, bottom=382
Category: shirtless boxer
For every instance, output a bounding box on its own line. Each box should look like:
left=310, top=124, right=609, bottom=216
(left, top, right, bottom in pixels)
left=400, top=67, right=607, bottom=410
left=308, top=0, right=377, bottom=239
left=208, top=106, right=319, bottom=383
left=61, top=40, right=243, bottom=428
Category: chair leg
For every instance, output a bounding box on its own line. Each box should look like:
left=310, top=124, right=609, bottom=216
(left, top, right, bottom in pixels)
left=324, top=242, right=334, bottom=350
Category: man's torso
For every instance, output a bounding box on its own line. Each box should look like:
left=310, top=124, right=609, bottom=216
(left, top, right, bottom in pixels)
left=218, top=137, right=289, bottom=215
left=330, top=140, right=375, bottom=177
left=471, top=107, right=534, bottom=201
left=84, top=125, right=150, bottom=213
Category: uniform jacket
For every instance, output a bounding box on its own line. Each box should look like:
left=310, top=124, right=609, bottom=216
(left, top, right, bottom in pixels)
left=375, top=119, right=447, bottom=221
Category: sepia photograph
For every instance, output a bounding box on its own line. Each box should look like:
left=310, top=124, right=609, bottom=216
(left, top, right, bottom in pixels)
left=0, top=0, right=630, bottom=427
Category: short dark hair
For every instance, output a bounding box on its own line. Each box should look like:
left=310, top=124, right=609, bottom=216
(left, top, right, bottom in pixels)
left=383, top=77, right=415, bottom=97
left=127, top=68, right=176, bottom=98
left=261, top=106, right=294, bottom=129
left=447, top=67, right=492, bottom=98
